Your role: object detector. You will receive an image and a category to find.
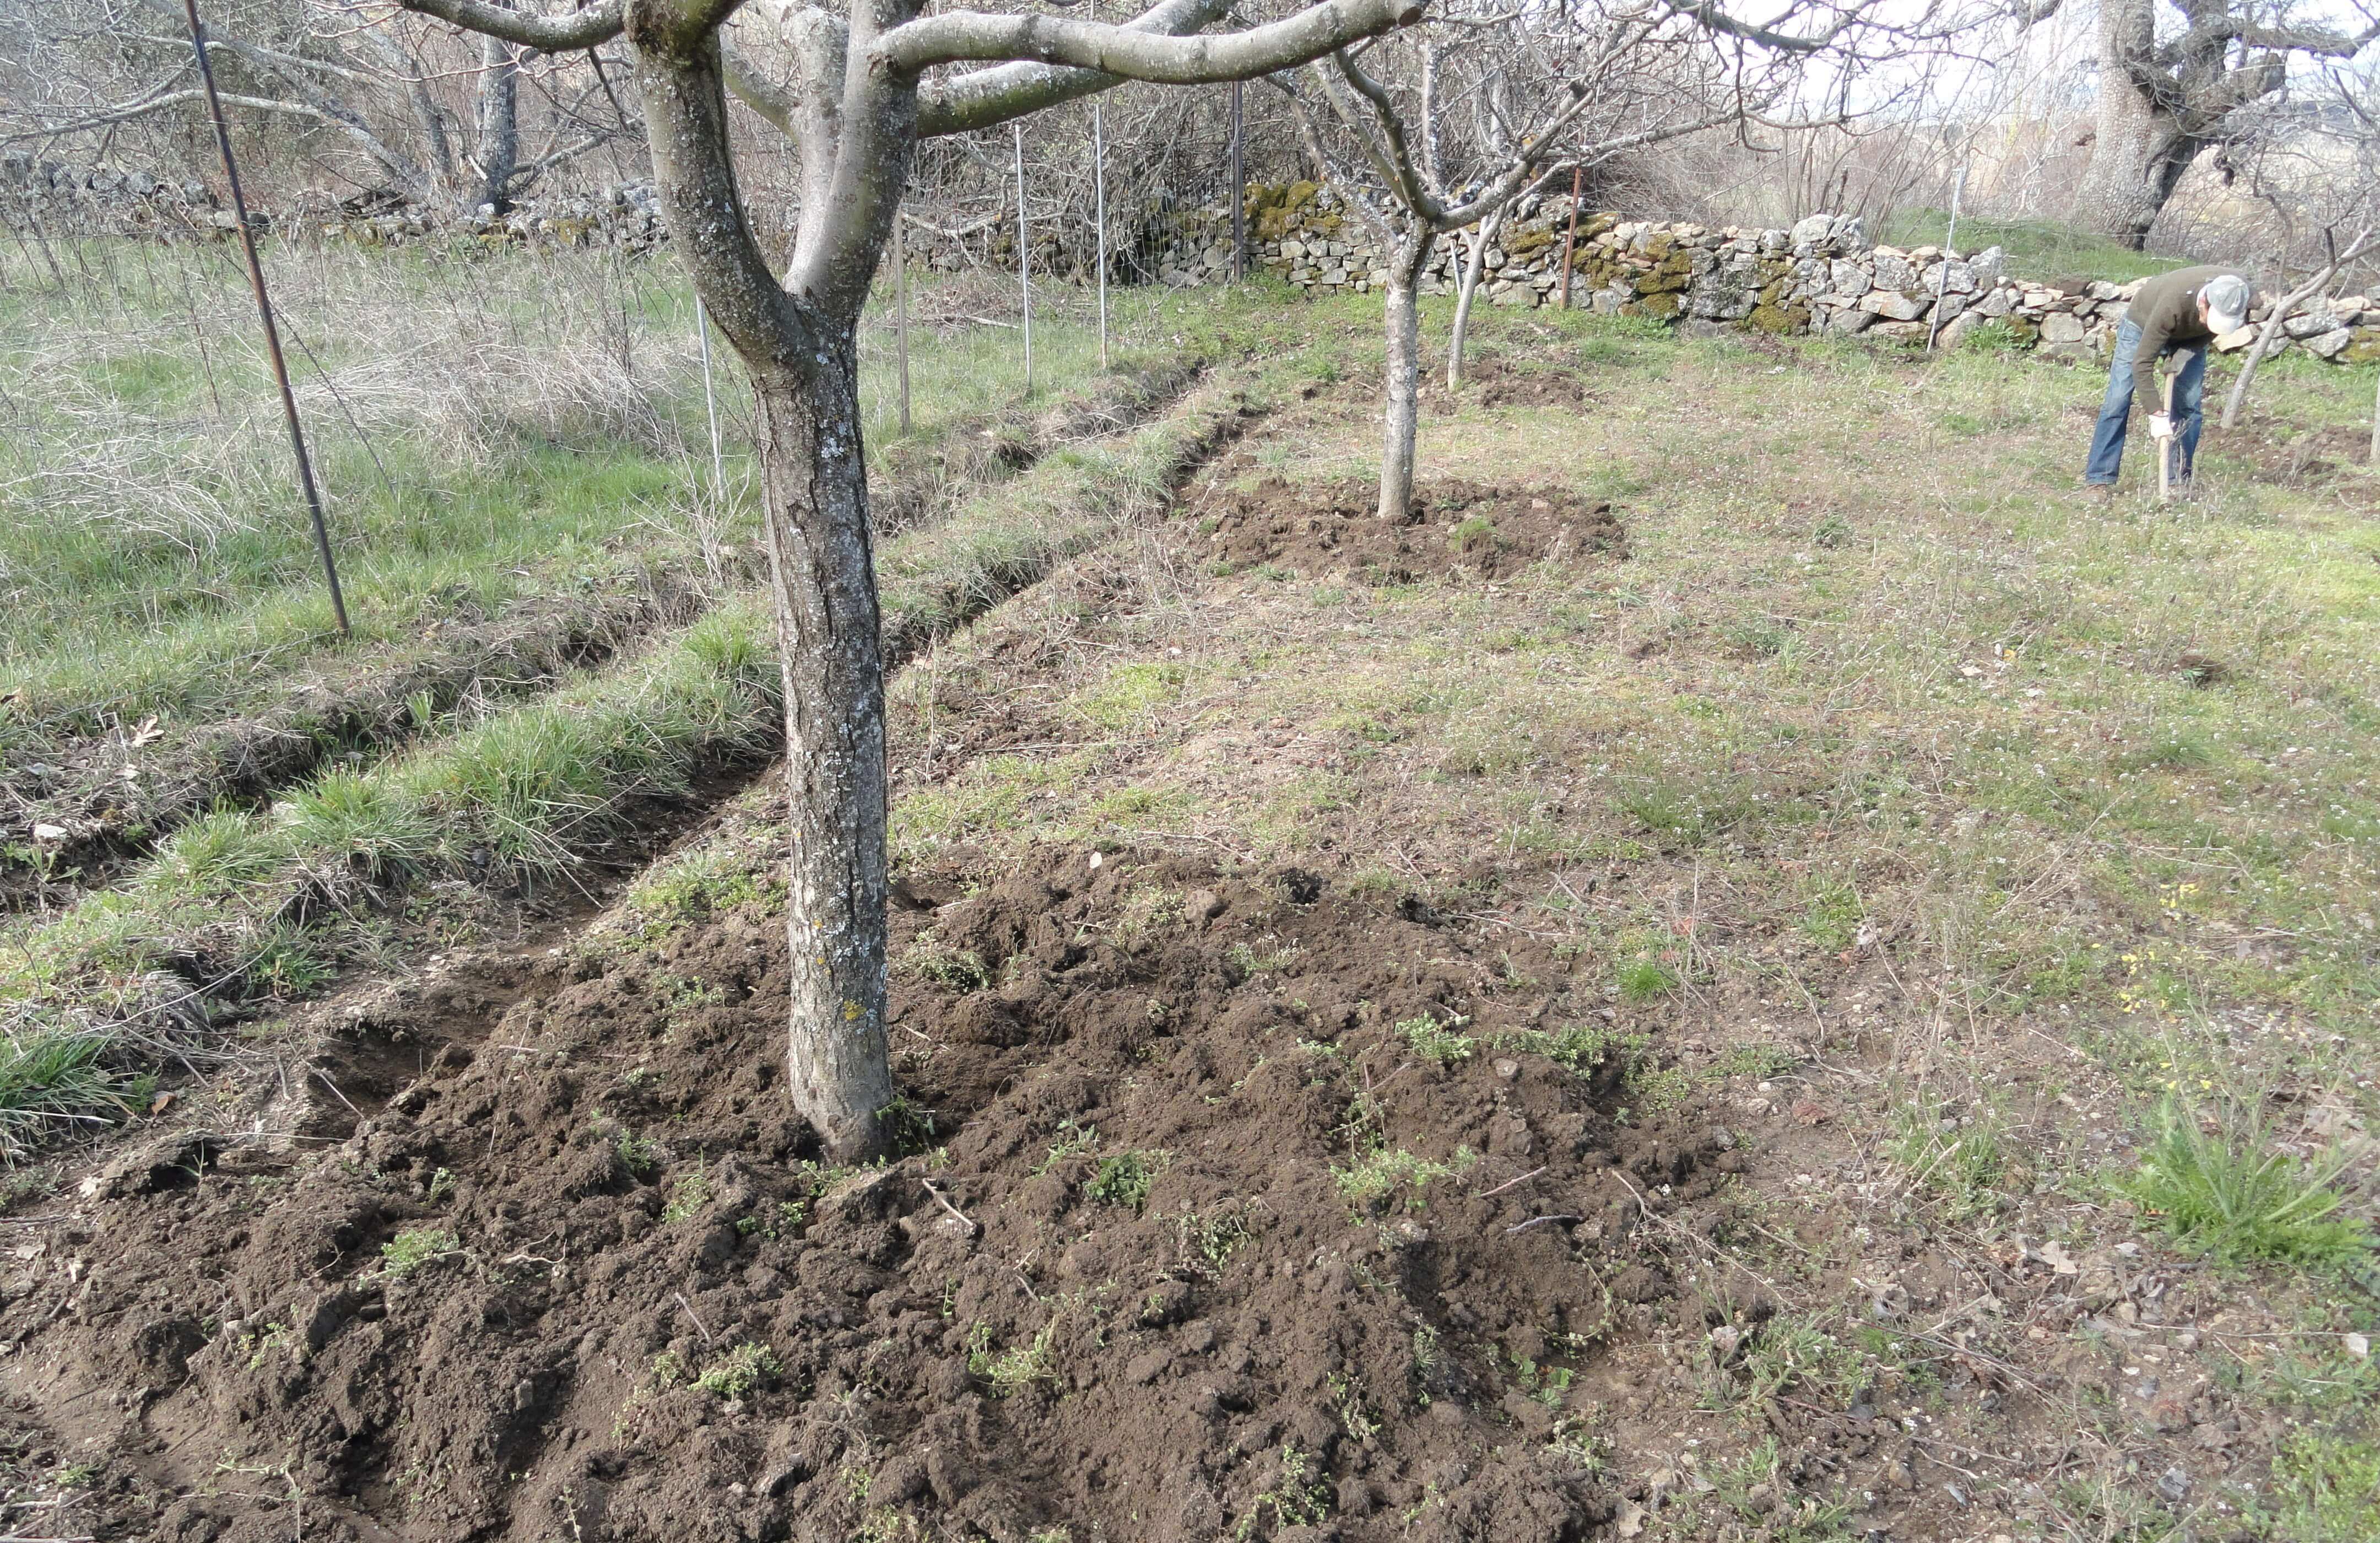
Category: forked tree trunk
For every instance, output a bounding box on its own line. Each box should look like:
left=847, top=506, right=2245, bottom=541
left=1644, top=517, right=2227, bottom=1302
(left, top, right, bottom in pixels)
left=1446, top=210, right=1501, bottom=391
left=1376, top=229, right=1436, bottom=520
left=754, top=341, right=897, bottom=1159
left=471, top=35, right=524, bottom=211
left=2073, top=0, right=2194, bottom=251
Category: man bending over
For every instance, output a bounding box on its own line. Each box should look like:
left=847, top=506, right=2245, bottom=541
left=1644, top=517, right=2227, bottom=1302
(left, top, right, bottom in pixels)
left=2083, top=266, right=2251, bottom=498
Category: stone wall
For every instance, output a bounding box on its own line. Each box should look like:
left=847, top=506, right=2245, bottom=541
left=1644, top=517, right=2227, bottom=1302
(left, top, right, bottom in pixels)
left=10, top=153, right=2376, bottom=365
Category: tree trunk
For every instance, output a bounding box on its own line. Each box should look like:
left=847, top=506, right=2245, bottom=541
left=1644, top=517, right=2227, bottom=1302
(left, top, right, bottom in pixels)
left=754, top=339, right=897, bottom=1161
left=1376, top=229, right=1435, bottom=520
left=2073, top=0, right=2194, bottom=251
left=470, top=35, right=523, bottom=211
left=1447, top=212, right=1499, bottom=391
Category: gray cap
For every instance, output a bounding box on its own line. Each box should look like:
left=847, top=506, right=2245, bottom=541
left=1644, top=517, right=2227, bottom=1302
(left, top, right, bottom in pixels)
left=2202, top=273, right=2250, bottom=335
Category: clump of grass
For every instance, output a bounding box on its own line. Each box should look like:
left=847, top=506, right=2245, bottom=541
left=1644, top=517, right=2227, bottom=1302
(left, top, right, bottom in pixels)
left=967, top=1320, right=1058, bottom=1396
left=905, top=933, right=992, bottom=992
left=1499, top=1023, right=1616, bottom=1072
left=1394, top=1012, right=1474, bottom=1066
left=1333, top=1146, right=1478, bottom=1207
left=1615, top=956, right=1679, bottom=1002
left=379, top=1228, right=458, bottom=1278
left=2122, top=1102, right=2372, bottom=1268
left=693, top=1341, right=783, bottom=1399
left=1087, top=1151, right=1166, bottom=1212
left=1890, top=1094, right=2009, bottom=1217
left=615, top=1129, right=662, bottom=1178
left=0, top=1032, right=144, bottom=1159
left=661, top=1162, right=712, bottom=1225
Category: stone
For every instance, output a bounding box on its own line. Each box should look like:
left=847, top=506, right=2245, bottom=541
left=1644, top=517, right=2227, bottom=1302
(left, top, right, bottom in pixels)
left=1936, top=260, right=1977, bottom=295
left=1968, top=245, right=2005, bottom=287
left=1937, top=309, right=1983, bottom=349
left=1871, top=251, right=1912, bottom=291
left=1829, top=259, right=1871, bottom=297
left=1789, top=213, right=1835, bottom=250
left=1860, top=289, right=1929, bottom=321
left=2282, top=310, right=2345, bottom=340
left=2213, top=325, right=2259, bottom=353
left=2304, top=327, right=2352, bottom=360
left=1826, top=305, right=1876, bottom=336
left=1975, top=287, right=2015, bottom=318
left=2085, top=280, right=2123, bottom=301
left=2038, top=312, right=2087, bottom=345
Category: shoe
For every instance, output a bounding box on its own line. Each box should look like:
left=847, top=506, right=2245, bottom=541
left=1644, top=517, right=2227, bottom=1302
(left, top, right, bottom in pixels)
left=2081, top=482, right=2116, bottom=505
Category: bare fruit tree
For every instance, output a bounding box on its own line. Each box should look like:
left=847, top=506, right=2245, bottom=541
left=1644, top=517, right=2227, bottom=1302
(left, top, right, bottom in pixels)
left=0, top=0, right=637, bottom=212
left=394, top=0, right=1425, bottom=1159
left=1279, top=0, right=1900, bottom=522
left=2217, top=63, right=2380, bottom=429
left=2039, top=0, right=2379, bottom=251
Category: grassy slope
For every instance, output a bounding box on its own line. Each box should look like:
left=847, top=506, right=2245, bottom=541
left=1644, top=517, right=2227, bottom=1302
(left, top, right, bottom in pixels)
left=1879, top=207, right=2194, bottom=284
left=0, top=272, right=1345, bottom=1148
left=857, top=296, right=2378, bottom=1538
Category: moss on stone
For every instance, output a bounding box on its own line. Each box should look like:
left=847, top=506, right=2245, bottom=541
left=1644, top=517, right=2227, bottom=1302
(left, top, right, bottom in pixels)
left=1623, top=291, right=1683, bottom=320
left=1748, top=303, right=1810, bottom=333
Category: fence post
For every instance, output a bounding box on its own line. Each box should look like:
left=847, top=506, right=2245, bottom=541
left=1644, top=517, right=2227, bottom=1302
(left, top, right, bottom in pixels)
left=183, top=0, right=349, bottom=636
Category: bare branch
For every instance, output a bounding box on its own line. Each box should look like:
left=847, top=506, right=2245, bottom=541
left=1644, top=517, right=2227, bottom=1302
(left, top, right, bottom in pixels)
left=877, top=0, right=1426, bottom=84
left=392, top=0, right=626, bottom=50
left=916, top=0, right=1232, bottom=137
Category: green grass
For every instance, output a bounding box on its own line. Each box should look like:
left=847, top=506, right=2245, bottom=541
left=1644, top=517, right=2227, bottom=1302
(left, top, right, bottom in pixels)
left=1333, top=1145, right=1479, bottom=1207
left=2122, top=1102, right=2372, bottom=1269
left=378, top=1227, right=458, bottom=1278
left=1878, top=209, right=2194, bottom=285
left=692, top=1341, right=783, bottom=1399
left=1086, top=1150, right=1165, bottom=1211
left=1393, top=1011, right=1475, bottom=1065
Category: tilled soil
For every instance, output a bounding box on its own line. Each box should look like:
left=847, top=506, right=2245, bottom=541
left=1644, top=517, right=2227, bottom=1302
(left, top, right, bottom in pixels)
left=0, top=846, right=1745, bottom=1542
left=1203, top=478, right=1627, bottom=582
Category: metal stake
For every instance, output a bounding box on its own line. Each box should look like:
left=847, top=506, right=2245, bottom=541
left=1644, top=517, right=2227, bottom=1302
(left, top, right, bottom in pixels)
left=1229, top=80, right=1246, bottom=281
left=695, top=296, right=726, bottom=502
left=183, top=0, right=348, bottom=635
left=1093, top=0, right=1109, bottom=369
left=1015, top=122, right=1032, bottom=399
left=1925, top=161, right=1968, bottom=353
left=894, top=213, right=911, bottom=433
left=1557, top=164, right=1582, bottom=310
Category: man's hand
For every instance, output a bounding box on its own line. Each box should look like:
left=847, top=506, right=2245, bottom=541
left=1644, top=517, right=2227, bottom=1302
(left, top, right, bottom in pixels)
left=2148, top=411, right=2174, bottom=440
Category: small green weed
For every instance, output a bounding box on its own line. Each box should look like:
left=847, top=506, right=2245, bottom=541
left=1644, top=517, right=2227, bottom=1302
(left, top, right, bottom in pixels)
left=378, top=1228, right=458, bottom=1278
left=1333, top=1146, right=1478, bottom=1207
left=1087, top=1151, right=1166, bottom=1212
left=1889, top=1094, right=2009, bottom=1217
left=1235, top=1444, right=1332, bottom=1539
left=661, top=1162, right=712, bottom=1225
left=1615, top=956, right=1678, bottom=1002
left=967, top=1320, right=1058, bottom=1396
left=694, top=1341, right=783, bottom=1399
left=1499, top=1023, right=1616, bottom=1072
left=1393, top=1011, right=1474, bottom=1066
left=1035, top=1118, right=1099, bottom=1175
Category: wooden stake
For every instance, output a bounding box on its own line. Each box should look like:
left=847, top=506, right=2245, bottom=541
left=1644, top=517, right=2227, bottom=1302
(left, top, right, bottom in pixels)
left=1557, top=165, right=1582, bottom=310
left=183, top=0, right=348, bottom=636
left=695, top=295, right=726, bottom=501
left=1092, top=0, right=1108, bottom=369
left=1230, top=80, right=1246, bottom=282
left=2158, top=369, right=2176, bottom=503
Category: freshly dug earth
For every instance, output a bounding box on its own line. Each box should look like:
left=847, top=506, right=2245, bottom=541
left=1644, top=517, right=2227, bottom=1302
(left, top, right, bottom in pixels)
left=0, top=846, right=1745, bottom=1542
left=1202, top=479, right=1627, bottom=582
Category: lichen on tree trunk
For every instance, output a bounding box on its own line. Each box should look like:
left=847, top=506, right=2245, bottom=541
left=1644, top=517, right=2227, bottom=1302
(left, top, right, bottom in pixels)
left=1376, top=230, right=1435, bottom=520
left=753, top=354, right=897, bottom=1159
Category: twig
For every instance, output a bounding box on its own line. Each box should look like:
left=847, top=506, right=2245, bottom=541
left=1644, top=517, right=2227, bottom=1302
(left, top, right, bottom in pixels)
left=1505, top=1213, right=1581, bottom=1234
left=673, top=1291, right=714, bottom=1345
left=1472, top=1165, right=1547, bottom=1199
left=309, top=1069, right=361, bottom=1116
left=921, top=1179, right=981, bottom=1236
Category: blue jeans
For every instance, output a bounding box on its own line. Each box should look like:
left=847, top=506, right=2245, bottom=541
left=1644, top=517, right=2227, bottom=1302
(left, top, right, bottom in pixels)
left=2085, top=319, right=2205, bottom=485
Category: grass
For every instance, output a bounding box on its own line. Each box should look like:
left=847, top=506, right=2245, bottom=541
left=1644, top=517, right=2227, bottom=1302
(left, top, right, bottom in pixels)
left=692, top=1341, right=783, bottom=1399
left=1086, top=1150, right=1165, bottom=1211
left=1332, top=1145, right=1479, bottom=1208
left=1877, top=209, right=2193, bottom=285
left=378, top=1228, right=458, bottom=1278
left=1393, top=1011, right=1474, bottom=1065
left=2122, top=1102, right=2372, bottom=1268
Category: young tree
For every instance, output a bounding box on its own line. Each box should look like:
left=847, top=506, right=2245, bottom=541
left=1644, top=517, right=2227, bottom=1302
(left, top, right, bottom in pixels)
left=393, top=0, right=1425, bottom=1158
left=1279, top=0, right=1869, bottom=521
left=2043, top=0, right=2378, bottom=251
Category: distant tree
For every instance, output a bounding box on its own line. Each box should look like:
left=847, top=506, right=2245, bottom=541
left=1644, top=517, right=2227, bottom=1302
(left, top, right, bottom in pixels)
left=2044, top=0, right=2379, bottom=251
left=0, top=1, right=635, bottom=212
left=393, top=0, right=1426, bottom=1159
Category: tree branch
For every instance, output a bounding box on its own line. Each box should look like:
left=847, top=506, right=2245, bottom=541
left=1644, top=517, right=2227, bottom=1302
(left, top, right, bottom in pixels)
left=392, top=0, right=626, bottom=50
left=916, top=0, right=1231, bottom=136
left=877, top=0, right=1425, bottom=83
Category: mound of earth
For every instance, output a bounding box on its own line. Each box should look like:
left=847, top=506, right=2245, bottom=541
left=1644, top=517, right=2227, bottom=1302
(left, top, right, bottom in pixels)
left=0, top=846, right=1746, bottom=1542
left=1447, top=357, right=1594, bottom=410
left=1203, top=479, right=1627, bottom=582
